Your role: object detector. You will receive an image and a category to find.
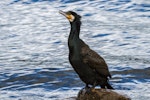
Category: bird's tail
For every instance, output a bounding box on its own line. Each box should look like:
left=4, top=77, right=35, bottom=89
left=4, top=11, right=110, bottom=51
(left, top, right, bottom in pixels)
left=106, top=82, right=114, bottom=89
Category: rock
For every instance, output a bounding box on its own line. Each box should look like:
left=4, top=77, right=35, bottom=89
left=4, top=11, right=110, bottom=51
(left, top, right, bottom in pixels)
left=77, top=88, right=131, bottom=100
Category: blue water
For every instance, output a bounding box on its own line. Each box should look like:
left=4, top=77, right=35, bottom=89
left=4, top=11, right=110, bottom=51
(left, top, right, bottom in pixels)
left=0, top=0, right=150, bottom=100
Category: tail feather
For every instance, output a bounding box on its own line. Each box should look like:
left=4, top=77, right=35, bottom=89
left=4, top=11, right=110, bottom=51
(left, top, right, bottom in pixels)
left=106, top=82, right=114, bottom=89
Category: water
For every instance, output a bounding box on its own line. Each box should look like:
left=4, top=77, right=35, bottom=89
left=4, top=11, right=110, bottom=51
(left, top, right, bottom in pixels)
left=0, top=0, right=150, bottom=100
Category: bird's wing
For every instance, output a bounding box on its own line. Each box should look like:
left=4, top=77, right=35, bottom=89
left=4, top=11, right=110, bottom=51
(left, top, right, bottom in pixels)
left=81, top=46, right=111, bottom=78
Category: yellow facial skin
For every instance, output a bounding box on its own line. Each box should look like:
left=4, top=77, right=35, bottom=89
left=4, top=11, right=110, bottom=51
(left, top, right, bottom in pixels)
left=59, top=10, right=75, bottom=22
left=66, top=14, right=75, bottom=22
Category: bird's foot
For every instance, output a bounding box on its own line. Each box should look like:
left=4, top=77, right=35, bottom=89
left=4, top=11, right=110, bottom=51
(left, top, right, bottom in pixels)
left=84, top=85, right=90, bottom=90
left=85, top=87, right=95, bottom=94
left=82, top=85, right=91, bottom=94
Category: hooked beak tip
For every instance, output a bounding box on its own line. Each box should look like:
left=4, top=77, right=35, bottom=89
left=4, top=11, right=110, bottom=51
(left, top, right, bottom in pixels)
left=59, top=10, right=66, bottom=16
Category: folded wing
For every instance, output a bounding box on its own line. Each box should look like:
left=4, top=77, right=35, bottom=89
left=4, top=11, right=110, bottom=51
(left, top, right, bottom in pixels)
left=81, top=45, right=111, bottom=78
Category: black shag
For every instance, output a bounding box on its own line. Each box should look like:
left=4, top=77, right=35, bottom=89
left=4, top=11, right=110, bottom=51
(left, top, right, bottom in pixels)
left=59, top=10, right=113, bottom=89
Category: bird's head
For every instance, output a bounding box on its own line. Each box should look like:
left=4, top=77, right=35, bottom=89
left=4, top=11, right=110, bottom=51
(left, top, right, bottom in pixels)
left=59, top=10, right=81, bottom=22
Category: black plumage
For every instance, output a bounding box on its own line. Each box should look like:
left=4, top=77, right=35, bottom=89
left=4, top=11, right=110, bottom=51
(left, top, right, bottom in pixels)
left=59, top=10, right=113, bottom=89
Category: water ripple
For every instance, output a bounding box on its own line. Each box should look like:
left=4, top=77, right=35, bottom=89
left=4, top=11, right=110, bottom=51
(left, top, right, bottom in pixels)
left=0, top=0, right=150, bottom=99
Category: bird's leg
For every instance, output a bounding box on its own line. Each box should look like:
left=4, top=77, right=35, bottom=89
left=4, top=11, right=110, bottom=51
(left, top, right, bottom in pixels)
left=99, top=82, right=106, bottom=89
left=87, top=82, right=97, bottom=92
left=92, top=82, right=97, bottom=89
left=84, top=84, right=92, bottom=94
left=84, top=84, right=90, bottom=90
left=85, top=82, right=97, bottom=94
left=81, top=84, right=91, bottom=94
left=100, top=85, right=106, bottom=89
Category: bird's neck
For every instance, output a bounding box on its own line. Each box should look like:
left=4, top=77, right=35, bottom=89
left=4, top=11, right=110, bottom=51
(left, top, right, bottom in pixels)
left=69, top=20, right=81, bottom=40
left=68, top=20, right=81, bottom=57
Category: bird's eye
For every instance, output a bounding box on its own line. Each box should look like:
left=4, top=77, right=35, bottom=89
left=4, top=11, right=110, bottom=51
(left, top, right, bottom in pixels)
left=66, top=12, right=72, bottom=15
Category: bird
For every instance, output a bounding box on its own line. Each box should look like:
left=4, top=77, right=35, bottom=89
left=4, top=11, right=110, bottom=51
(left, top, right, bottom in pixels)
left=59, top=10, right=113, bottom=89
